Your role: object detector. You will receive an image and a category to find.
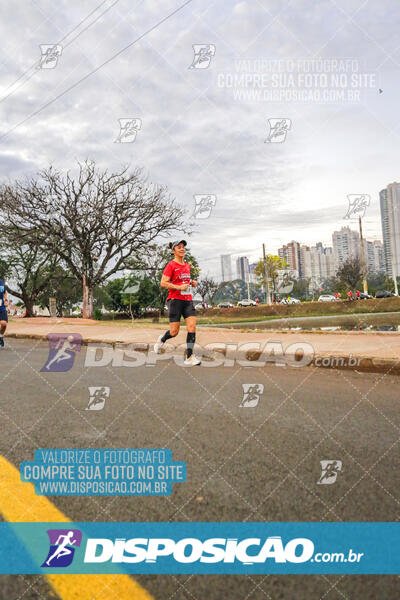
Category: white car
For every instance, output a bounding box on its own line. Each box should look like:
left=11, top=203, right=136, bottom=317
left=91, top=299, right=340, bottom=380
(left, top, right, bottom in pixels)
left=237, top=299, right=257, bottom=307
left=318, top=294, right=337, bottom=302
left=287, top=297, right=300, bottom=304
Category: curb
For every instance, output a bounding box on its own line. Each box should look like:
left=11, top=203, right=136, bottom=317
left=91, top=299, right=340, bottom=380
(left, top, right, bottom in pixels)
left=5, top=332, right=400, bottom=375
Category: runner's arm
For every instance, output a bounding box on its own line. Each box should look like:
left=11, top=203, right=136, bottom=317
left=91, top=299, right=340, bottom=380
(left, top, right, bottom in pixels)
left=160, top=275, right=188, bottom=291
left=3, top=291, right=8, bottom=306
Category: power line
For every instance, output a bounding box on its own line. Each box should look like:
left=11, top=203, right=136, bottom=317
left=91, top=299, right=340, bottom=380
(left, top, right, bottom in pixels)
left=0, top=0, right=122, bottom=106
left=0, top=0, right=194, bottom=142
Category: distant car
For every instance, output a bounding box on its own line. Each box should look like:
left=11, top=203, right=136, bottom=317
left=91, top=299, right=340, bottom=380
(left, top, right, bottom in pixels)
left=287, top=297, right=300, bottom=304
left=359, top=293, right=373, bottom=300
left=217, top=302, right=234, bottom=308
left=237, top=299, right=257, bottom=307
left=194, top=302, right=210, bottom=311
left=318, top=294, right=337, bottom=302
left=375, top=290, right=393, bottom=298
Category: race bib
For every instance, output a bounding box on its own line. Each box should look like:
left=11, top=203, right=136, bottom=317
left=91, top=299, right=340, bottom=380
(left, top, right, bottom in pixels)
left=180, top=285, right=192, bottom=296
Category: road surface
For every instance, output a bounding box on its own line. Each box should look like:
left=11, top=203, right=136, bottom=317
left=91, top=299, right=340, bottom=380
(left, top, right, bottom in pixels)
left=0, top=340, right=399, bottom=599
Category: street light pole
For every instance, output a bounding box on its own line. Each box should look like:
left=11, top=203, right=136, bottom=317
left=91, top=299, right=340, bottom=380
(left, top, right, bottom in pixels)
left=358, top=216, right=368, bottom=294
left=263, top=243, right=271, bottom=305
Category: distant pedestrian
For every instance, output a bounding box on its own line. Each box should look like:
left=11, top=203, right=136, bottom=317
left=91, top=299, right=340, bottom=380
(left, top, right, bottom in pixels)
left=356, top=290, right=360, bottom=299
left=347, top=290, right=353, bottom=301
left=255, top=297, right=259, bottom=304
left=334, top=292, right=338, bottom=299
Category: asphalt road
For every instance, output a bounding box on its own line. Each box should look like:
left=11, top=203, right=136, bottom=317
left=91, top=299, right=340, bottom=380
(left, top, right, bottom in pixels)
left=1, top=339, right=400, bottom=599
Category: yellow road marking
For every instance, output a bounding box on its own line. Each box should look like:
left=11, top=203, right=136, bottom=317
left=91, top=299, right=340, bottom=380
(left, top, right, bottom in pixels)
left=0, top=455, right=155, bottom=600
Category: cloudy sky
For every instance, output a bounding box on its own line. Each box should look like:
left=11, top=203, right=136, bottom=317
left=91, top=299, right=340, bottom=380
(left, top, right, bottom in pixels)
left=0, top=0, right=399, bottom=281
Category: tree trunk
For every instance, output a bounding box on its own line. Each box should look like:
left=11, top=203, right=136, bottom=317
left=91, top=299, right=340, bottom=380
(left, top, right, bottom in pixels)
left=82, top=278, right=94, bottom=319
left=24, top=297, right=35, bottom=317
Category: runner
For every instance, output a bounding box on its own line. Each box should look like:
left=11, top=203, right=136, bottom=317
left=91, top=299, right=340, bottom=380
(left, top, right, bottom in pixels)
left=0, top=278, right=8, bottom=348
left=45, top=531, right=77, bottom=566
left=154, top=240, right=201, bottom=366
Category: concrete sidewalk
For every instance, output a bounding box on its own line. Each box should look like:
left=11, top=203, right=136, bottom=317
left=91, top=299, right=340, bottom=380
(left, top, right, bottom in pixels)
left=4, top=317, right=400, bottom=374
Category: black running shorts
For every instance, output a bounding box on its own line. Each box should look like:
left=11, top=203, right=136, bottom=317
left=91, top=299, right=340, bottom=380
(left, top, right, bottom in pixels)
left=0, top=308, right=8, bottom=323
left=168, top=299, right=196, bottom=322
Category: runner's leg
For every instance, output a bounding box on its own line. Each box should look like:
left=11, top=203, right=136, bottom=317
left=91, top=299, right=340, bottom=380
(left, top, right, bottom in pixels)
left=185, top=316, right=196, bottom=358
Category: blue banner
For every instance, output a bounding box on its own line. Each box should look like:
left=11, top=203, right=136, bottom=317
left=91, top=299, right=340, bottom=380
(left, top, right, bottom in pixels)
left=0, top=522, right=399, bottom=574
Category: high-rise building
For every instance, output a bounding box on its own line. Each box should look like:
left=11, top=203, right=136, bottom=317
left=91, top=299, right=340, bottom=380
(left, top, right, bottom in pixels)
left=380, top=183, right=400, bottom=278
left=300, top=244, right=334, bottom=288
left=278, top=241, right=301, bottom=274
left=236, top=256, right=249, bottom=281
left=248, top=262, right=258, bottom=284
left=332, top=226, right=360, bottom=271
left=220, top=254, right=232, bottom=282
left=320, top=246, right=335, bottom=279
left=373, top=240, right=385, bottom=272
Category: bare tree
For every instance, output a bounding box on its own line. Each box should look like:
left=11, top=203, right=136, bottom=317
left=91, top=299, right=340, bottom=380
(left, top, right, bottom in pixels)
left=0, top=161, right=186, bottom=318
left=196, top=276, right=218, bottom=306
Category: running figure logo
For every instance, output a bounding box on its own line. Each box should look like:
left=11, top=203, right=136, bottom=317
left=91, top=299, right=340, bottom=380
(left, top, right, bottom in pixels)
left=191, top=195, right=217, bottom=220
left=344, top=194, right=370, bottom=219
left=86, top=386, right=110, bottom=410
left=265, top=118, right=291, bottom=143
left=276, top=270, right=295, bottom=295
left=115, top=118, right=142, bottom=143
left=189, top=44, right=216, bottom=69
left=41, top=334, right=82, bottom=372
left=37, top=44, right=63, bottom=69
left=240, top=384, right=264, bottom=408
left=42, top=529, right=82, bottom=567
left=317, top=460, right=342, bottom=485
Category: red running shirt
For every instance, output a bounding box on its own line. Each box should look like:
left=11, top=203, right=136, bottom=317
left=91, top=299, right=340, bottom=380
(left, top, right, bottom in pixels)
left=163, top=260, right=192, bottom=300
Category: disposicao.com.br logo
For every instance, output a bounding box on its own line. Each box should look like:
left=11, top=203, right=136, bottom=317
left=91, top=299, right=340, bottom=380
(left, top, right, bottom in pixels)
left=82, top=536, right=362, bottom=566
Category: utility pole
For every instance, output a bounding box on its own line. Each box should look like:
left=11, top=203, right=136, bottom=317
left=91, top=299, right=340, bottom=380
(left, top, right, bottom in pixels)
left=358, top=216, right=368, bottom=294
left=263, top=243, right=271, bottom=305
left=246, top=264, right=250, bottom=300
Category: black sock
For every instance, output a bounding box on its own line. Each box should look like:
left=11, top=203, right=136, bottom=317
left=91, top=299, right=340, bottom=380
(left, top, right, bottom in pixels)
left=161, top=330, right=173, bottom=343
left=186, top=332, right=196, bottom=358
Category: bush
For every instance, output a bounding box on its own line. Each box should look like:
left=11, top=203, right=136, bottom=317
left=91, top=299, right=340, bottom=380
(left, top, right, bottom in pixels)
left=93, top=307, right=103, bottom=321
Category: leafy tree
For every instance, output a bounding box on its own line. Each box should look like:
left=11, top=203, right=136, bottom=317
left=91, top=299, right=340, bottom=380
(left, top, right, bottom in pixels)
left=0, top=243, right=58, bottom=317
left=336, top=257, right=362, bottom=290
left=254, top=255, right=288, bottom=293
left=37, top=266, right=81, bottom=316
left=291, top=277, right=311, bottom=300
left=0, top=160, right=186, bottom=318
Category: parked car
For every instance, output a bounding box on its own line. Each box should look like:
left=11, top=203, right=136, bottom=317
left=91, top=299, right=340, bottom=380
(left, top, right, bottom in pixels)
left=375, top=290, right=394, bottom=298
left=318, top=294, right=337, bottom=302
left=287, top=297, right=300, bottom=304
left=359, top=293, right=373, bottom=299
left=217, top=302, right=234, bottom=308
left=237, top=299, right=257, bottom=307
